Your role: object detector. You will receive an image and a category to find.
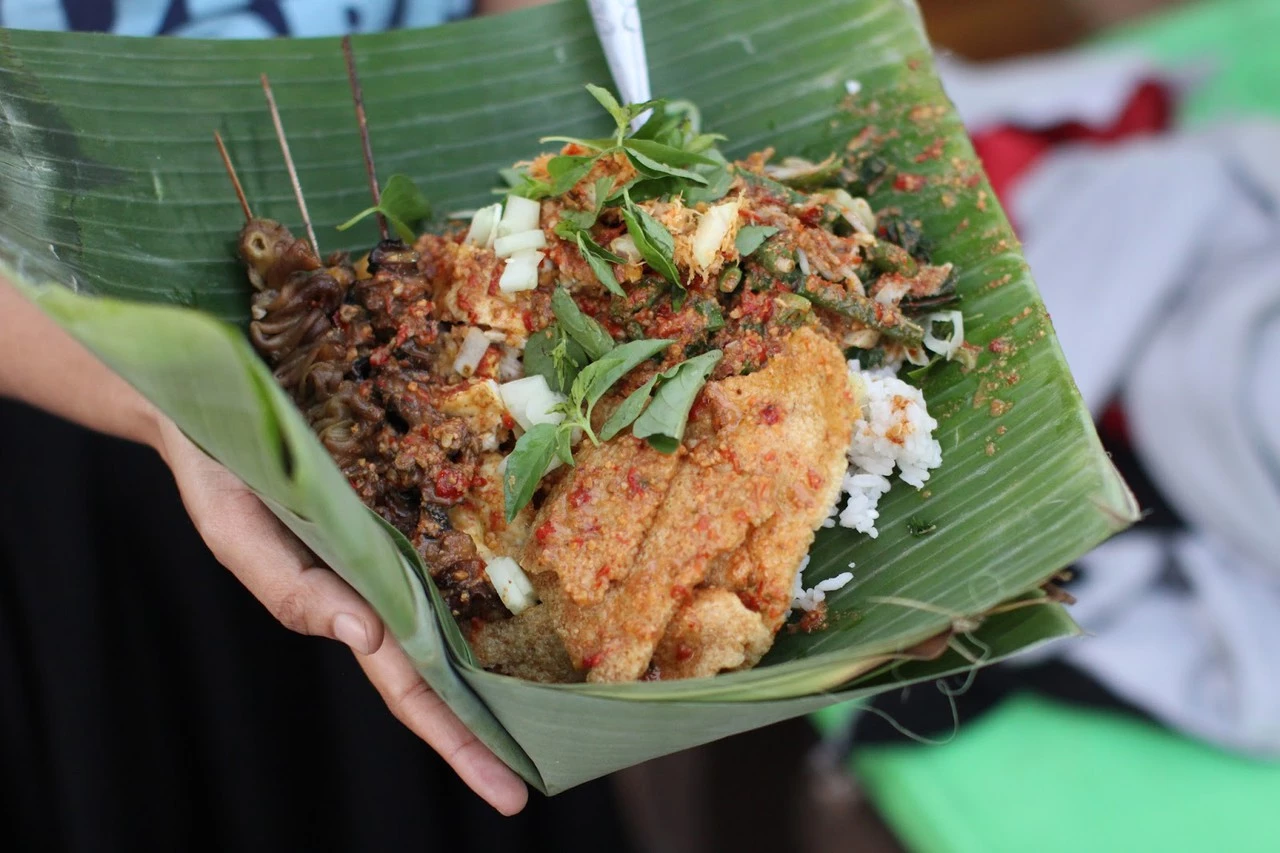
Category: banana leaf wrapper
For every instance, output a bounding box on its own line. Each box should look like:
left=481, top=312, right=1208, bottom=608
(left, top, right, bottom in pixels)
left=0, top=0, right=1138, bottom=794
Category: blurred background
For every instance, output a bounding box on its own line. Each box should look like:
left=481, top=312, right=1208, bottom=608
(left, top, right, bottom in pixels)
left=616, top=1, right=1280, bottom=851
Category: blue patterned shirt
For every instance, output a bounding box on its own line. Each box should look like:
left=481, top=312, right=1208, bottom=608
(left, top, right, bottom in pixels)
left=0, top=0, right=474, bottom=36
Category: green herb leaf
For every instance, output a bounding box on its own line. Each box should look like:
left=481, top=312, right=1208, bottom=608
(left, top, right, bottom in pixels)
left=504, top=422, right=560, bottom=521
left=576, top=233, right=627, bottom=298
left=499, top=165, right=553, bottom=200
left=379, top=174, right=431, bottom=225
left=580, top=338, right=672, bottom=408
left=622, top=202, right=681, bottom=286
left=539, top=134, right=614, bottom=152
left=632, top=349, right=723, bottom=453
left=554, top=214, right=589, bottom=239
left=592, top=176, right=615, bottom=211
left=680, top=160, right=734, bottom=206
left=556, top=426, right=576, bottom=467
left=599, top=374, right=658, bottom=441
left=547, top=154, right=600, bottom=195
left=335, top=205, right=381, bottom=233
left=585, top=83, right=629, bottom=137
left=734, top=225, right=780, bottom=257
left=624, top=139, right=719, bottom=169
left=625, top=148, right=709, bottom=184
left=551, top=288, right=615, bottom=360
left=336, top=175, right=430, bottom=242
left=523, top=326, right=588, bottom=394
left=383, top=213, right=416, bottom=244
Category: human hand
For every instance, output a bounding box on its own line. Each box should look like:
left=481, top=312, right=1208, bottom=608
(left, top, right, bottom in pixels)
left=152, top=417, right=529, bottom=815
left=0, top=280, right=526, bottom=815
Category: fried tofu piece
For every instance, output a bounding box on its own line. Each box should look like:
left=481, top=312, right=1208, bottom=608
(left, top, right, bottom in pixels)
left=520, top=327, right=857, bottom=682
left=650, top=589, right=773, bottom=680
left=469, top=604, right=581, bottom=684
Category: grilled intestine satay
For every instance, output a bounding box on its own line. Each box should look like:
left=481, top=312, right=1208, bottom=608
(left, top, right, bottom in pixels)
left=235, top=222, right=512, bottom=621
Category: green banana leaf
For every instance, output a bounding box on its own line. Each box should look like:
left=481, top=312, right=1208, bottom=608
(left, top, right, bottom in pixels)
left=0, top=0, right=1137, bottom=794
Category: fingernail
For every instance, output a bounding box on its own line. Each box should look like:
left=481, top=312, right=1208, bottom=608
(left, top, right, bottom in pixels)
left=333, top=612, right=373, bottom=655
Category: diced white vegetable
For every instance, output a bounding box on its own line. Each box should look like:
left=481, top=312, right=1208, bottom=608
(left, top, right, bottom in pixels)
left=452, top=327, right=491, bottom=377
left=923, top=310, right=965, bottom=360
left=493, top=229, right=547, bottom=258
left=498, top=249, right=544, bottom=293
left=609, top=233, right=642, bottom=263
left=831, top=188, right=877, bottom=234
left=498, top=195, right=541, bottom=237
left=484, top=556, right=538, bottom=615
left=692, top=200, right=739, bottom=269
left=498, top=375, right=565, bottom=430
left=465, top=203, right=503, bottom=248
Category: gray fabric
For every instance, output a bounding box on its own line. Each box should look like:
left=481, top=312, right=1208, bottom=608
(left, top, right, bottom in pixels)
left=941, top=51, right=1280, bottom=756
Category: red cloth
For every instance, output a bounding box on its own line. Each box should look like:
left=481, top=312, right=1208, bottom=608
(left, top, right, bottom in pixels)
left=970, top=80, right=1175, bottom=207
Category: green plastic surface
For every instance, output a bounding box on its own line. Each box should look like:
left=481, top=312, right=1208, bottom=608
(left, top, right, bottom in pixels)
left=851, top=695, right=1280, bottom=853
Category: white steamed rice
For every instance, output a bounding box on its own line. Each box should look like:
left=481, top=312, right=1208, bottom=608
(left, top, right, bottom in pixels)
left=790, top=358, right=943, bottom=612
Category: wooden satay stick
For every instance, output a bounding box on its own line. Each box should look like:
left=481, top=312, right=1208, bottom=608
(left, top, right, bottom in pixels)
left=212, top=131, right=252, bottom=222
left=259, top=73, right=321, bottom=258
left=341, top=35, right=388, bottom=241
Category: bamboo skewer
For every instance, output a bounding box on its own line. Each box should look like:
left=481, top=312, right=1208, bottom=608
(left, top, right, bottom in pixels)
left=341, top=35, right=388, bottom=242
left=260, top=73, right=320, bottom=257
left=212, top=131, right=253, bottom=222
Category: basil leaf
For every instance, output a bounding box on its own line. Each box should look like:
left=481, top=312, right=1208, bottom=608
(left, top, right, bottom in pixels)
left=523, top=326, right=587, bottom=394
left=622, top=204, right=681, bottom=286
left=576, top=233, right=627, bottom=298
left=681, top=162, right=734, bottom=206
left=591, top=176, right=615, bottom=211
left=385, top=213, right=417, bottom=244
left=625, top=148, right=708, bottom=185
left=630, top=102, right=681, bottom=142
left=585, top=83, right=629, bottom=137
left=583, top=84, right=662, bottom=141
left=555, top=425, right=575, bottom=467
left=335, top=205, right=380, bottom=233
left=504, top=422, right=560, bottom=521
left=581, top=338, right=672, bottom=407
left=734, top=225, right=779, bottom=257
left=571, top=353, right=623, bottom=409
left=551, top=288, right=615, bottom=360
left=379, top=174, right=431, bottom=225
left=336, top=175, right=429, bottom=241
left=554, top=215, right=587, bottom=239
left=547, top=154, right=600, bottom=195
left=624, top=139, right=718, bottom=168
left=632, top=349, right=723, bottom=453
left=599, top=374, right=657, bottom=441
